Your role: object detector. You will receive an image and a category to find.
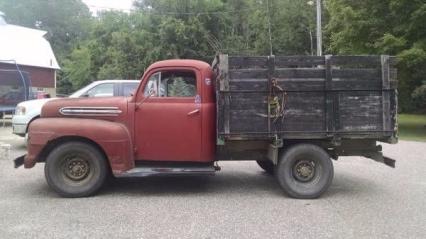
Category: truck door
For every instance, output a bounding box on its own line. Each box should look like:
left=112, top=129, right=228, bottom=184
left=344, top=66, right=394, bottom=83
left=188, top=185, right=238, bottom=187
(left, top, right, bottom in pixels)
left=134, top=68, right=203, bottom=161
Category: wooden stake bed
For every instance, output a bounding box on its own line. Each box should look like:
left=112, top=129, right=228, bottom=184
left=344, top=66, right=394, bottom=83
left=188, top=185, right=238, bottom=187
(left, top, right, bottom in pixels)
left=213, top=54, right=398, bottom=143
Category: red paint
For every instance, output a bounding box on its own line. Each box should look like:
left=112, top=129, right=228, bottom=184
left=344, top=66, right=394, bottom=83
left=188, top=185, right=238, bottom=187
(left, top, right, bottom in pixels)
left=25, top=59, right=217, bottom=174
left=26, top=118, right=134, bottom=173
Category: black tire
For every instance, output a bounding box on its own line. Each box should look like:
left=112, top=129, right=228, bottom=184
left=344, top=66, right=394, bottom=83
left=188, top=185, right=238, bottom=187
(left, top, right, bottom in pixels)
left=256, top=160, right=275, bottom=175
left=275, top=144, right=333, bottom=199
left=44, top=141, right=108, bottom=198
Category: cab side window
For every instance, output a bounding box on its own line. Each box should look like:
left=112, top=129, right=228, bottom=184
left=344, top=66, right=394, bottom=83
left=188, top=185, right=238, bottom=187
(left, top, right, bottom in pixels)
left=143, top=71, right=196, bottom=97
left=123, top=82, right=139, bottom=96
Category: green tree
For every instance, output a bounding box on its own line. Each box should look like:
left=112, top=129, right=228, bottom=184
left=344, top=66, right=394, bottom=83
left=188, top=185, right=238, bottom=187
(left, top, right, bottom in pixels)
left=62, top=46, right=92, bottom=89
left=326, top=0, right=426, bottom=112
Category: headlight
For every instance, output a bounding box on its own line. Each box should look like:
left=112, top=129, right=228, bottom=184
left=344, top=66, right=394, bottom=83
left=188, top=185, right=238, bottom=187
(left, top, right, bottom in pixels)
left=15, top=105, right=26, bottom=115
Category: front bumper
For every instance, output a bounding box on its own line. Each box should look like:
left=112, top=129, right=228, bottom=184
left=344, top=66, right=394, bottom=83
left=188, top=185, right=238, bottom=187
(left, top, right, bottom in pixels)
left=14, top=155, right=25, bottom=168
left=12, top=124, right=27, bottom=135
left=12, top=115, right=29, bottom=136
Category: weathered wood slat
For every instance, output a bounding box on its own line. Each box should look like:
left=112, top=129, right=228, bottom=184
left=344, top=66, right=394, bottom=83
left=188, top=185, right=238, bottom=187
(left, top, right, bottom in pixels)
left=331, top=56, right=381, bottom=66
left=229, top=79, right=268, bottom=91
left=228, top=56, right=269, bottom=69
left=228, top=78, right=326, bottom=91
left=229, top=110, right=268, bottom=133
left=381, top=55, right=391, bottom=132
left=332, top=68, right=381, bottom=80
left=325, top=55, right=334, bottom=133
left=331, top=79, right=382, bottom=90
left=277, top=78, right=325, bottom=91
left=274, top=68, right=325, bottom=78
left=339, top=92, right=383, bottom=132
left=229, top=69, right=269, bottom=79
left=275, top=56, right=324, bottom=67
left=229, top=93, right=267, bottom=109
left=218, top=54, right=230, bottom=134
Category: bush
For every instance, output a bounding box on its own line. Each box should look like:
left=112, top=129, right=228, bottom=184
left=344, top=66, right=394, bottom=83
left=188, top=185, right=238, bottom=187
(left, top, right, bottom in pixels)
left=411, top=85, right=426, bottom=113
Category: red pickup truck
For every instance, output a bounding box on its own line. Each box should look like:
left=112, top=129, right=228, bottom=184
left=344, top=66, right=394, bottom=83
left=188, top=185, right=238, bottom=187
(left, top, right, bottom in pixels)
left=14, top=54, right=398, bottom=199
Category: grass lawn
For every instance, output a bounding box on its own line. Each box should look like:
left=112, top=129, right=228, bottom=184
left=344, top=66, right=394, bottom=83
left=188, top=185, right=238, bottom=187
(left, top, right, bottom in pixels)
left=398, top=114, right=426, bottom=142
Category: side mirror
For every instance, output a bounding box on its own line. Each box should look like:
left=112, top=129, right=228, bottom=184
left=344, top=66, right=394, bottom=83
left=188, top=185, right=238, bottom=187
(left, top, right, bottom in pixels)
left=80, top=93, right=89, bottom=98
left=148, top=88, right=156, bottom=96
left=136, top=89, right=156, bottom=110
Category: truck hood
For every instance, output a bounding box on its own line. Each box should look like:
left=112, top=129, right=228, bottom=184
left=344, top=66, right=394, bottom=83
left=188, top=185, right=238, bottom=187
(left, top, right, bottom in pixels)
left=41, top=97, right=129, bottom=122
left=17, top=98, right=57, bottom=108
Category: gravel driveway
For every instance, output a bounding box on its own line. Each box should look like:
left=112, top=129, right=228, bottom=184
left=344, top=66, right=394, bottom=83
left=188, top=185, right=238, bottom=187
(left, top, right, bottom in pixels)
left=0, top=126, right=425, bottom=238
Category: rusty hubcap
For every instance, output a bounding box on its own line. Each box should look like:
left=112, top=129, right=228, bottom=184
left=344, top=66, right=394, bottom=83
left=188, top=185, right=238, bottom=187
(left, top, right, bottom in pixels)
left=63, top=156, right=90, bottom=181
left=293, top=160, right=315, bottom=182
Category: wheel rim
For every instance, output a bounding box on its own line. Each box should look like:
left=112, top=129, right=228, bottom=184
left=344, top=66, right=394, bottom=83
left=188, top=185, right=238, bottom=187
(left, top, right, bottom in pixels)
left=62, top=154, right=91, bottom=181
left=292, top=159, right=316, bottom=182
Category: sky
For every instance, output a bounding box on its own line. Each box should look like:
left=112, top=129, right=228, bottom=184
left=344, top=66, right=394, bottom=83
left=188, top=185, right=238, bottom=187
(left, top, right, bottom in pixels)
left=81, top=0, right=134, bottom=15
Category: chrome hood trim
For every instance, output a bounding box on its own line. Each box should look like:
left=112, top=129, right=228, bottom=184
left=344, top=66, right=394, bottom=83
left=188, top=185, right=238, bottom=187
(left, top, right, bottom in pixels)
left=59, top=106, right=122, bottom=116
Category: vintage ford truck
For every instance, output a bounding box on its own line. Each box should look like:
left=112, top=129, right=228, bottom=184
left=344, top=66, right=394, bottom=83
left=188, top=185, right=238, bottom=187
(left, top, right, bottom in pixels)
left=14, top=54, right=398, bottom=199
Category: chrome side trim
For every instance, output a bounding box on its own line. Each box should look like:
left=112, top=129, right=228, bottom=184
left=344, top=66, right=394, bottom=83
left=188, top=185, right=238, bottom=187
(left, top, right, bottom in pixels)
left=59, top=107, right=122, bottom=116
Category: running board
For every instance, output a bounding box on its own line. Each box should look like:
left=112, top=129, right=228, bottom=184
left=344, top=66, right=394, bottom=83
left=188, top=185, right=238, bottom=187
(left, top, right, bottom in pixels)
left=116, top=165, right=219, bottom=178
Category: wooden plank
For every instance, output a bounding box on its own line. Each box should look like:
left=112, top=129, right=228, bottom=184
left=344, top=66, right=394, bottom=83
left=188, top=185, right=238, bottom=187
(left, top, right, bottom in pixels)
left=218, top=54, right=230, bottom=134
left=325, top=55, right=333, bottom=133
left=276, top=78, right=324, bottom=91
left=229, top=69, right=269, bottom=79
left=331, top=79, right=382, bottom=90
left=338, top=92, right=383, bottom=131
left=381, top=55, right=391, bottom=90
left=381, top=55, right=391, bottom=131
left=229, top=78, right=268, bottom=91
left=281, top=91, right=326, bottom=131
left=274, top=68, right=325, bottom=78
left=228, top=56, right=269, bottom=69
left=229, top=93, right=267, bottom=109
left=228, top=78, right=325, bottom=91
left=332, top=68, right=381, bottom=80
left=275, top=56, right=325, bottom=68
left=229, top=110, right=268, bottom=133
left=333, top=92, right=340, bottom=131
left=267, top=56, right=275, bottom=134
left=331, top=56, right=381, bottom=67
left=216, top=92, right=225, bottom=135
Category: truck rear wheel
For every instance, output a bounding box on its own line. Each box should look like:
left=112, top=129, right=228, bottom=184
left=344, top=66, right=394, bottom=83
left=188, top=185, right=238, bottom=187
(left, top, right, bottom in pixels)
left=275, top=144, right=333, bottom=199
left=44, top=141, right=108, bottom=198
left=256, top=160, right=274, bottom=175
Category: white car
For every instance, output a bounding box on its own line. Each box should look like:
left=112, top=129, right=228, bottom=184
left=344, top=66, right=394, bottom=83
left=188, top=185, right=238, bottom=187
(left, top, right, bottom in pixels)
left=12, top=80, right=139, bottom=137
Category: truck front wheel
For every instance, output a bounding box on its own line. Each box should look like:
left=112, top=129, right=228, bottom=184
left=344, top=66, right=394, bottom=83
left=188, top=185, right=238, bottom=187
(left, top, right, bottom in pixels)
left=44, top=141, right=108, bottom=198
left=275, top=144, right=333, bottom=199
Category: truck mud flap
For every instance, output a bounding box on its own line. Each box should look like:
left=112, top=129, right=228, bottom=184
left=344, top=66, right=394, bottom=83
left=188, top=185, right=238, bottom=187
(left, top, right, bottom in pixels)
left=14, top=155, right=25, bottom=168
left=364, top=152, right=396, bottom=168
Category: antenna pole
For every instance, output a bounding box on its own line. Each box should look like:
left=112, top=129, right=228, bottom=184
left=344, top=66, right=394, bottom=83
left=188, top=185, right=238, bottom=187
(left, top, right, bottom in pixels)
left=316, top=0, right=322, bottom=56
left=266, top=0, right=273, bottom=56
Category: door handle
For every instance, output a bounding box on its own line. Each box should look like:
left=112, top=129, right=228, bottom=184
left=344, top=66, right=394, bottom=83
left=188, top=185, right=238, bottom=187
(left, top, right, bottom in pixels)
left=187, top=109, right=200, bottom=116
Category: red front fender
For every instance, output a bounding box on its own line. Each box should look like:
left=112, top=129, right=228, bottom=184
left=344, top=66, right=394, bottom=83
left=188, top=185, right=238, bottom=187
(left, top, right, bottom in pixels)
left=26, top=118, right=134, bottom=174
